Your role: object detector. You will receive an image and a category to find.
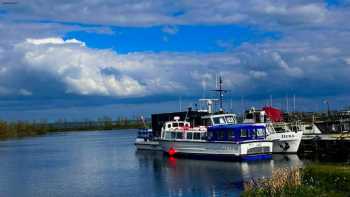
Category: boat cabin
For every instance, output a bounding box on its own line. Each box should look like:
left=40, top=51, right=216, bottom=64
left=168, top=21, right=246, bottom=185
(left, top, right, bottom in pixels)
left=137, top=128, right=154, bottom=140
left=207, top=124, right=267, bottom=142
left=201, top=113, right=237, bottom=126
left=161, top=117, right=207, bottom=141
left=243, top=108, right=267, bottom=123
left=162, top=120, right=190, bottom=131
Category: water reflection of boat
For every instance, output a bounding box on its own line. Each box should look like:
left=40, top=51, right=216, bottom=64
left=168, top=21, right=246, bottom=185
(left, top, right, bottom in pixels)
left=135, top=151, right=303, bottom=196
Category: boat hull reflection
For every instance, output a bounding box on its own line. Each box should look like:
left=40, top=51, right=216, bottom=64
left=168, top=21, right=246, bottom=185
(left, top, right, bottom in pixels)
left=135, top=150, right=303, bottom=196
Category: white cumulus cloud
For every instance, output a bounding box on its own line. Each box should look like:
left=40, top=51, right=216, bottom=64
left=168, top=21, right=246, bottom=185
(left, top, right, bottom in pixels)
left=26, top=37, right=86, bottom=46
left=16, top=38, right=147, bottom=97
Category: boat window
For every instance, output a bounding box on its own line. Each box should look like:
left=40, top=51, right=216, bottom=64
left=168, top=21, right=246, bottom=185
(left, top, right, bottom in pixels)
left=193, top=132, right=201, bottom=140
left=256, top=128, right=265, bottom=137
left=201, top=133, right=207, bottom=140
left=185, top=123, right=190, bottom=127
left=274, top=126, right=284, bottom=133
left=227, top=130, right=235, bottom=140
left=250, top=129, right=256, bottom=138
left=213, top=117, right=220, bottom=124
left=171, top=132, right=177, bottom=139
left=179, top=122, right=184, bottom=127
left=167, top=124, right=171, bottom=128
left=291, top=126, right=298, bottom=132
left=203, top=118, right=212, bottom=126
left=213, top=117, right=226, bottom=124
left=173, top=123, right=179, bottom=127
left=226, top=116, right=235, bottom=123
left=186, top=132, right=193, bottom=140
left=165, top=132, right=172, bottom=139
left=218, top=131, right=225, bottom=140
left=207, top=131, right=214, bottom=140
left=240, top=129, right=248, bottom=137
left=176, top=132, right=183, bottom=139
left=245, top=112, right=253, bottom=120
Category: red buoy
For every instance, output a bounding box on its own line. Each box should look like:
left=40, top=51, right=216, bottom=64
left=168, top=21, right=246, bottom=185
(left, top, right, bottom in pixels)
left=168, top=147, right=176, bottom=156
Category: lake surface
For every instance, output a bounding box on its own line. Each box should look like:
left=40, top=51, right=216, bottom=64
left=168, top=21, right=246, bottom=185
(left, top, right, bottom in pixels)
left=0, top=130, right=303, bottom=197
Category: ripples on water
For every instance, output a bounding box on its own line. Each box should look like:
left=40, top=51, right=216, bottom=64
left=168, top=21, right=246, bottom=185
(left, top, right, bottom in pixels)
left=0, top=130, right=303, bottom=197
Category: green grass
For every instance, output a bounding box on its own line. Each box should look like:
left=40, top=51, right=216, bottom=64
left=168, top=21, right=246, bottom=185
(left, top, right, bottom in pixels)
left=242, top=164, right=350, bottom=197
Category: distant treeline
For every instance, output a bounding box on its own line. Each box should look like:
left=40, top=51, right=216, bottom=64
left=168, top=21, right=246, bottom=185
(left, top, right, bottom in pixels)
left=0, top=117, right=147, bottom=140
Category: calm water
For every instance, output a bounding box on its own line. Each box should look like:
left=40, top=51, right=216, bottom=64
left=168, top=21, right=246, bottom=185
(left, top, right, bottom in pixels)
left=0, top=130, right=303, bottom=197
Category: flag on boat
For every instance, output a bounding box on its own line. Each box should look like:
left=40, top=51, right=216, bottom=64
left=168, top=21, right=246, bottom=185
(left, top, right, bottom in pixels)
left=263, top=106, right=283, bottom=122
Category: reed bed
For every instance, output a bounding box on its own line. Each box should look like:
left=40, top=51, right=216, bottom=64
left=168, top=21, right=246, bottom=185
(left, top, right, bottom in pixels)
left=243, top=168, right=301, bottom=196
left=242, top=164, right=350, bottom=197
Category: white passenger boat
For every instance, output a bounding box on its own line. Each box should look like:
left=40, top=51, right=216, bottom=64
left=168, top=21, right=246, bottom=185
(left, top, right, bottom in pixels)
left=244, top=107, right=303, bottom=153
left=159, top=117, right=273, bottom=160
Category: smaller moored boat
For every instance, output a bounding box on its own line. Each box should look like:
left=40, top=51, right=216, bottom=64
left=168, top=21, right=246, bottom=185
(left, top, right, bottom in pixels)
left=244, top=107, right=303, bottom=153
left=135, top=128, right=162, bottom=151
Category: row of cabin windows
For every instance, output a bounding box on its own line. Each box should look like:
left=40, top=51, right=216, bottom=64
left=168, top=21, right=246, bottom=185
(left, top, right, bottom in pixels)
left=208, top=128, right=266, bottom=141
left=186, top=132, right=204, bottom=140
left=211, top=116, right=236, bottom=125
left=167, top=122, right=190, bottom=128
left=165, top=131, right=205, bottom=140
left=202, top=116, right=236, bottom=126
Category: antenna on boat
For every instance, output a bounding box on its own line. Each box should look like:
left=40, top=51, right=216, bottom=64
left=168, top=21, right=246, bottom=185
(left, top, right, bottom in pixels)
left=286, top=94, right=289, bottom=113
left=241, top=96, right=245, bottom=117
left=179, top=96, right=182, bottom=111
left=210, top=75, right=228, bottom=112
left=140, top=115, right=147, bottom=128
left=293, top=94, right=296, bottom=113
left=184, top=106, right=192, bottom=122
left=270, top=95, right=273, bottom=107
left=201, top=80, right=206, bottom=100
left=200, top=99, right=218, bottom=114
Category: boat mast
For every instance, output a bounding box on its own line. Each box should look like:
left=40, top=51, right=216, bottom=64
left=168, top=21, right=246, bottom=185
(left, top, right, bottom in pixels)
left=293, top=94, right=296, bottom=113
left=270, top=95, right=273, bottom=107
left=210, top=75, right=228, bottom=112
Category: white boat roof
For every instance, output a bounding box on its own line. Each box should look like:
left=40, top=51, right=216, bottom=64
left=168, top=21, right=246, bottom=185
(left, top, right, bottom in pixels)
left=164, top=120, right=190, bottom=124
left=201, top=113, right=236, bottom=119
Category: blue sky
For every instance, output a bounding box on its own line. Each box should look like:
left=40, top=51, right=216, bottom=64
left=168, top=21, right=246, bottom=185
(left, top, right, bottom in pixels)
left=64, top=25, right=281, bottom=53
left=0, top=0, right=350, bottom=121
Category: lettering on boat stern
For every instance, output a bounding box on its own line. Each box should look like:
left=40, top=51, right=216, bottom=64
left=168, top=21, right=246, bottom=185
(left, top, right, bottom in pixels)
left=282, top=134, right=295, bottom=139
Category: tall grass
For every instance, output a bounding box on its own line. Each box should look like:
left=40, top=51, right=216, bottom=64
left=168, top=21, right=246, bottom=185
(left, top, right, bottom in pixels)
left=243, top=168, right=301, bottom=196
left=242, top=164, right=350, bottom=197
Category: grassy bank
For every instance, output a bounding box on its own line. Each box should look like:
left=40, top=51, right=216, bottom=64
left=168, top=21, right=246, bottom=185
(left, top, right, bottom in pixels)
left=0, top=118, right=146, bottom=140
left=242, top=164, right=350, bottom=196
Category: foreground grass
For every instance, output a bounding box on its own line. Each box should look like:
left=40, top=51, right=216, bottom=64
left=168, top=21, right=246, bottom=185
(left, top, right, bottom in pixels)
left=242, top=164, right=350, bottom=197
left=0, top=119, right=145, bottom=140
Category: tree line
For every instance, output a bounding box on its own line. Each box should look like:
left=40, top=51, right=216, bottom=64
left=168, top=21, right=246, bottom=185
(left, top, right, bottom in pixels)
left=0, top=116, right=148, bottom=140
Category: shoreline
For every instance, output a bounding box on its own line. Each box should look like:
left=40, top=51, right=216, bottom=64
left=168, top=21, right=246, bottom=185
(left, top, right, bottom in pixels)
left=0, top=119, right=146, bottom=140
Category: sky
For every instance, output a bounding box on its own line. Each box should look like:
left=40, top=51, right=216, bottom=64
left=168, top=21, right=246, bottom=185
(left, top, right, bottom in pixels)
left=0, top=0, right=350, bottom=121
